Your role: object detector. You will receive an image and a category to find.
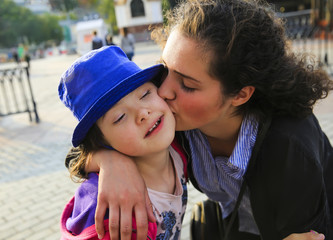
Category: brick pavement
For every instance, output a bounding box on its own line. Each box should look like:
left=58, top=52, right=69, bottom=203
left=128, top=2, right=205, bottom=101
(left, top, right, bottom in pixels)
left=0, top=42, right=332, bottom=240
left=0, top=43, right=206, bottom=240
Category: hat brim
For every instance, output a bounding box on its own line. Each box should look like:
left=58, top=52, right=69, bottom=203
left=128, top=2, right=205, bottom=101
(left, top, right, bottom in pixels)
left=72, top=64, right=165, bottom=147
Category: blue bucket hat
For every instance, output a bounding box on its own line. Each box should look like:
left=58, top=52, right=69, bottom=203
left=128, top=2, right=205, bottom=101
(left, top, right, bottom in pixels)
left=59, top=46, right=164, bottom=147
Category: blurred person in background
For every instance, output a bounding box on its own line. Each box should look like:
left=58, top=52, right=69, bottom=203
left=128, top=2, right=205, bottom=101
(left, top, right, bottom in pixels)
left=92, top=30, right=103, bottom=50
left=120, top=27, right=135, bottom=61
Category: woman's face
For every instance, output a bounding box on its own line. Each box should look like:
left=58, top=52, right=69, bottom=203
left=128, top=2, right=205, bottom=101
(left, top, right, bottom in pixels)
left=158, top=29, right=236, bottom=132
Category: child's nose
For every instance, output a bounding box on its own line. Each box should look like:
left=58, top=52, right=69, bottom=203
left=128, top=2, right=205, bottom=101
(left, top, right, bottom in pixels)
left=136, top=108, right=151, bottom=124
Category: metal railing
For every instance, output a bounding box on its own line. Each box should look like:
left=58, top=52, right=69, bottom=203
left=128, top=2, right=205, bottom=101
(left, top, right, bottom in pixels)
left=279, top=9, right=333, bottom=75
left=0, top=64, right=39, bottom=123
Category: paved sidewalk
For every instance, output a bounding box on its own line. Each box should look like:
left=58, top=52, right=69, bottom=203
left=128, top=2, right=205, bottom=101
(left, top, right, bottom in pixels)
left=0, top=42, right=206, bottom=240
left=0, top=42, right=332, bottom=240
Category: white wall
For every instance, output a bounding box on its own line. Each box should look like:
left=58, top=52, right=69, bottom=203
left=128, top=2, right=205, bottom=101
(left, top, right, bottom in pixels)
left=115, top=0, right=163, bottom=28
left=75, top=19, right=108, bottom=55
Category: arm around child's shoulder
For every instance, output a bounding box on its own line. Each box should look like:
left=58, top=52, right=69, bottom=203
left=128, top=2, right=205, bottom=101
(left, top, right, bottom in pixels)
left=60, top=172, right=157, bottom=240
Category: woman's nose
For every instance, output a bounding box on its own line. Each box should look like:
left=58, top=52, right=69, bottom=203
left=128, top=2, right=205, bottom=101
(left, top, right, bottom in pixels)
left=157, top=73, right=176, bottom=101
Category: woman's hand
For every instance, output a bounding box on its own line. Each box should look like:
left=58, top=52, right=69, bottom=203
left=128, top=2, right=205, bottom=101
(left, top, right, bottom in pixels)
left=283, top=231, right=325, bottom=240
left=86, top=150, right=156, bottom=240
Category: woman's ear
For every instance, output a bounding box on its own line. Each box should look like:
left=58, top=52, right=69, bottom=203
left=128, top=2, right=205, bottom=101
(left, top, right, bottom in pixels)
left=232, top=86, right=255, bottom=106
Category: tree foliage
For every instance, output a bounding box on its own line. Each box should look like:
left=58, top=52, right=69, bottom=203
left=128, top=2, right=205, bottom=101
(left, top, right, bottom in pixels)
left=51, top=0, right=117, bottom=33
left=0, top=0, right=63, bottom=48
left=49, top=0, right=78, bottom=12
left=84, top=0, right=118, bottom=34
left=0, top=0, right=176, bottom=48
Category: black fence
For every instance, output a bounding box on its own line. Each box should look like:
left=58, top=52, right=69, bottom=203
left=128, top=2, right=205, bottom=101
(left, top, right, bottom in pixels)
left=280, top=9, right=333, bottom=74
left=282, top=9, right=316, bottom=39
left=0, top=64, right=39, bottom=123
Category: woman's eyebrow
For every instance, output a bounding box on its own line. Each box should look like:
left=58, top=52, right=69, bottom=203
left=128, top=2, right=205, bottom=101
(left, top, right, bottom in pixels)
left=162, top=60, right=200, bottom=83
left=174, top=70, right=200, bottom=83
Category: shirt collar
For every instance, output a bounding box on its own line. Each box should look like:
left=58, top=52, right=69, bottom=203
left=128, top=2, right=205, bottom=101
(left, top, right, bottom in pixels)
left=228, top=114, right=259, bottom=169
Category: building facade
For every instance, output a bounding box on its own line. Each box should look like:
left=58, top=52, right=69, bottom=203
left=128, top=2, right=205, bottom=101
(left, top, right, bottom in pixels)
left=114, top=0, right=163, bottom=41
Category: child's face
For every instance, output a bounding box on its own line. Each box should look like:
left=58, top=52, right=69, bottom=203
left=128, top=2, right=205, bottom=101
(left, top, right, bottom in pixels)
left=96, top=82, right=176, bottom=156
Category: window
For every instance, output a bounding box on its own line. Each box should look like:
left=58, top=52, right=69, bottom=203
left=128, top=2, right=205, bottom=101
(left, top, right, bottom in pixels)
left=131, top=0, right=145, bottom=17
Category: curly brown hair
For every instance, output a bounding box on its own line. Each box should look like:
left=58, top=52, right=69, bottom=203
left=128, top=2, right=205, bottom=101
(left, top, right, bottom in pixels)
left=152, top=0, right=333, bottom=118
left=68, top=124, right=108, bottom=182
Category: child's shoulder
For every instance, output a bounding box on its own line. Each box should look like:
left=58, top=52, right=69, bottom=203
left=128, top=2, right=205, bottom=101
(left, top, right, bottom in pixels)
left=75, top=172, right=99, bottom=204
left=63, top=173, right=100, bottom=236
left=170, top=140, right=188, bottom=181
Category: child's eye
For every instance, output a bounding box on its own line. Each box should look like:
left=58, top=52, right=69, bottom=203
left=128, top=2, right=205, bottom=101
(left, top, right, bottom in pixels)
left=140, top=89, right=151, bottom=99
left=114, top=114, right=125, bottom=124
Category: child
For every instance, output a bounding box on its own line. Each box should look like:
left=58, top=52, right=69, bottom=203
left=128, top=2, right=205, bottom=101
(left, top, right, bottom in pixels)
left=59, top=46, right=188, bottom=240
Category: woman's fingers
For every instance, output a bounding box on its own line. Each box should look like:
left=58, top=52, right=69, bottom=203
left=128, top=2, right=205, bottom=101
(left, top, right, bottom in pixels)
left=119, top=205, right=133, bottom=240
left=133, top=202, right=149, bottom=240
left=283, top=231, right=325, bottom=240
left=95, top=196, right=107, bottom=239
left=109, top=205, right=120, bottom=240
left=309, top=231, right=325, bottom=240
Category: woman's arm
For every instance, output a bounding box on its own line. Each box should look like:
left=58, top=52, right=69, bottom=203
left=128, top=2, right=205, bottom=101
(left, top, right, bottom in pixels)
left=85, top=150, right=156, bottom=240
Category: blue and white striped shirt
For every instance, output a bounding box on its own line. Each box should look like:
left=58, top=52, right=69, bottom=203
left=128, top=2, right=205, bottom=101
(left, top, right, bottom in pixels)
left=185, top=114, right=260, bottom=234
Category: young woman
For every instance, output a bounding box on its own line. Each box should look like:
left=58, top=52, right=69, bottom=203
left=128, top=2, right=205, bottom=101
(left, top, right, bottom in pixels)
left=66, top=0, right=333, bottom=239
left=59, top=46, right=188, bottom=239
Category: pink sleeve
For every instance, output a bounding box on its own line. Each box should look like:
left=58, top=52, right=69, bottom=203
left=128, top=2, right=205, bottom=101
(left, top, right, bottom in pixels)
left=60, top=196, right=110, bottom=240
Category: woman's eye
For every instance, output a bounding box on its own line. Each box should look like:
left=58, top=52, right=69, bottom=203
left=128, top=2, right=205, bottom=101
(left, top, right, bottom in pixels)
left=180, top=81, right=196, bottom=92
left=140, top=89, right=151, bottom=99
left=114, top=114, right=125, bottom=124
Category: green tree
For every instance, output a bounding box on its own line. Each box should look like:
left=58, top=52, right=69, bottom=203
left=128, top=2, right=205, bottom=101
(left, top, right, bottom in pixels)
left=38, top=14, right=64, bottom=45
left=94, top=0, right=118, bottom=34
left=162, top=0, right=171, bottom=24
left=49, top=0, right=78, bottom=12
left=0, top=0, right=63, bottom=48
left=0, top=0, right=28, bottom=47
left=167, top=0, right=177, bottom=9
